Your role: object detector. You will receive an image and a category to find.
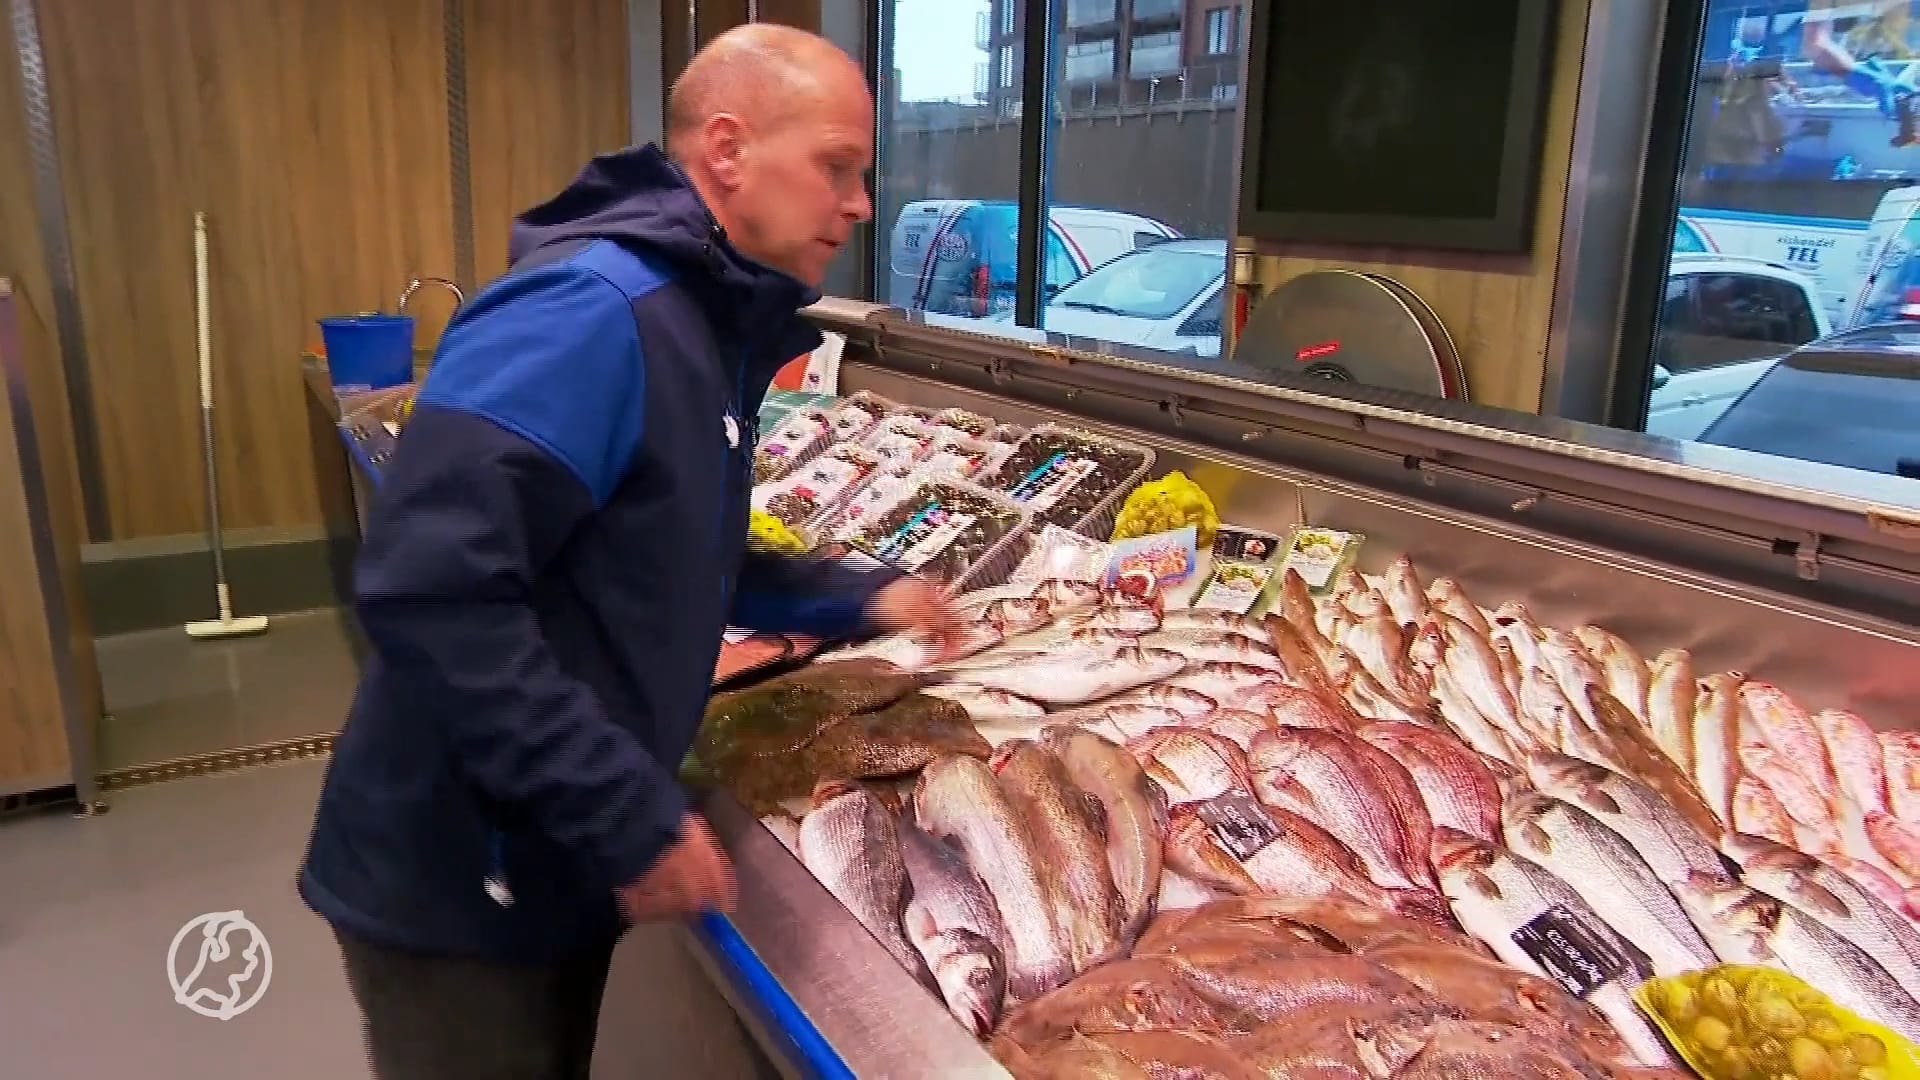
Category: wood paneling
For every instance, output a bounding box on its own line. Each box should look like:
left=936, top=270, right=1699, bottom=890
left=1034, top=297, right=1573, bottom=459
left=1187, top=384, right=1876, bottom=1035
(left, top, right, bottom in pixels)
left=464, top=0, right=632, bottom=282
left=40, top=0, right=458, bottom=540
left=1244, top=0, right=1589, bottom=415
left=0, top=282, right=77, bottom=793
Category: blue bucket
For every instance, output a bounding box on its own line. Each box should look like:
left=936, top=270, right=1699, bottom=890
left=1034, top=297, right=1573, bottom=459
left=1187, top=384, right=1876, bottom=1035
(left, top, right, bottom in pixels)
left=318, top=314, right=416, bottom=392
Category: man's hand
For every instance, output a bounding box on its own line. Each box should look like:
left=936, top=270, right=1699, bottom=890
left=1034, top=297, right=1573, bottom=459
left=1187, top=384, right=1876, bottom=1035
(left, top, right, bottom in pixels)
left=867, top=576, right=964, bottom=658
left=616, top=811, right=737, bottom=922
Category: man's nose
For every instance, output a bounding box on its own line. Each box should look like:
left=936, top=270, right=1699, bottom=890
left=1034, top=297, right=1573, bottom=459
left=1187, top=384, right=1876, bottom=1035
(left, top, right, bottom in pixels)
left=846, top=186, right=873, bottom=224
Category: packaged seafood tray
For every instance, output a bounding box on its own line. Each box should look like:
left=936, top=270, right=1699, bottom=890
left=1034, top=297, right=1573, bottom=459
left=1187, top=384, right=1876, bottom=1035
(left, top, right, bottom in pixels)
left=825, top=390, right=893, bottom=443
left=986, top=423, right=1028, bottom=445
left=862, top=414, right=943, bottom=464
left=749, top=443, right=883, bottom=548
left=335, top=383, right=420, bottom=485
left=820, top=457, right=928, bottom=543
left=752, top=406, right=835, bottom=485
left=982, top=422, right=1156, bottom=539
left=844, top=475, right=1036, bottom=593
left=930, top=407, right=996, bottom=442
left=918, top=432, right=1016, bottom=484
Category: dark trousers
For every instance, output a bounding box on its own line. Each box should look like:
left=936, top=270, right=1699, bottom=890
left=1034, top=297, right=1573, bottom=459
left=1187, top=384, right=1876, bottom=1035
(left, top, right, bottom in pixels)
left=333, top=927, right=616, bottom=1080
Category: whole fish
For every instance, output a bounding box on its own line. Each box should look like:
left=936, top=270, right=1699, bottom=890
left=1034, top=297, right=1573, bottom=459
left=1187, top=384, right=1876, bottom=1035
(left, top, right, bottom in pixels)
left=1041, top=725, right=1167, bottom=947
left=961, top=645, right=1187, bottom=706
left=1021, top=1030, right=1263, bottom=1080
left=1817, top=707, right=1891, bottom=822
left=1068, top=602, right=1163, bottom=635
left=1440, top=613, right=1529, bottom=744
left=992, top=740, right=1127, bottom=973
left=1249, top=727, right=1439, bottom=892
left=1160, top=608, right=1264, bottom=635
left=1168, top=893, right=1480, bottom=953
left=1692, top=671, right=1745, bottom=825
left=1732, top=774, right=1802, bottom=850
left=1736, top=839, right=1920, bottom=1000
left=1345, top=584, right=1390, bottom=621
left=897, top=820, right=1009, bottom=1036
left=1521, top=666, right=1622, bottom=771
left=1538, top=628, right=1609, bottom=734
left=1202, top=708, right=1280, bottom=750
left=1360, top=720, right=1502, bottom=844
left=994, top=956, right=1238, bottom=1048
left=798, top=782, right=932, bottom=985
left=1160, top=634, right=1289, bottom=674
left=1264, top=613, right=1362, bottom=717
left=1168, top=661, right=1288, bottom=711
left=1132, top=912, right=1343, bottom=964
left=1490, top=603, right=1549, bottom=681
left=1256, top=683, right=1357, bottom=734
left=1740, top=681, right=1838, bottom=803
left=1038, top=577, right=1105, bottom=613
left=919, top=683, right=1047, bottom=720
left=829, top=620, right=1004, bottom=672
left=1128, top=727, right=1251, bottom=805
left=1574, top=624, right=1651, bottom=727
left=1740, top=740, right=1837, bottom=832
left=1280, top=567, right=1339, bottom=662
left=1433, top=663, right=1521, bottom=767
left=1382, top=555, right=1431, bottom=629
left=1363, top=942, right=1633, bottom=1066
left=1672, top=871, right=1920, bottom=1041
left=1585, top=685, right=1724, bottom=842
left=1096, top=703, right=1195, bottom=742
left=1162, top=800, right=1409, bottom=914
left=1883, top=731, right=1920, bottom=823
left=980, top=595, right=1055, bottom=636
left=1493, top=637, right=1525, bottom=700
left=1645, top=649, right=1697, bottom=775
left=1344, top=614, right=1430, bottom=710
left=1169, top=951, right=1438, bottom=1030
left=1502, top=791, right=1719, bottom=976
left=1405, top=615, right=1447, bottom=686
left=1526, top=753, right=1730, bottom=887
left=1326, top=646, right=1436, bottom=728
left=1867, top=811, right=1920, bottom=880
left=912, top=755, right=1073, bottom=1002
left=1103, top=683, right=1219, bottom=718
left=1427, top=577, right=1492, bottom=639
left=1726, top=830, right=1916, bottom=914
left=1138, top=626, right=1271, bottom=655
left=1070, top=626, right=1153, bottom=650
left=1432, top=827, right=1675, bottom=1067
left=1352, top=1010, right=1615, bottom=1080
left=937, top=641, right=1106, bottom=674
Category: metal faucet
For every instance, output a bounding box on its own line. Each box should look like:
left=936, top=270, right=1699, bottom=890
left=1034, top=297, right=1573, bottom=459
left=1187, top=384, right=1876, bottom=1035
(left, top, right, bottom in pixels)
left=397, top=276, right=466, bottom=315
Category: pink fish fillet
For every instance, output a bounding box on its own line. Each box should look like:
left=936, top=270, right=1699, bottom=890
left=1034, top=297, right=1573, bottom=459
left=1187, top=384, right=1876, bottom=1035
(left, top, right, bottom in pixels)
left=1866, top=812, right=1920, bottom=881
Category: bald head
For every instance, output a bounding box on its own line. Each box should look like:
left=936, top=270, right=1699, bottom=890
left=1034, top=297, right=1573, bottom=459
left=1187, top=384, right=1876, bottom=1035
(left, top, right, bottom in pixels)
left=667, top=24, right=866, bottom=153
left=663, top=24, right=874, bottom=288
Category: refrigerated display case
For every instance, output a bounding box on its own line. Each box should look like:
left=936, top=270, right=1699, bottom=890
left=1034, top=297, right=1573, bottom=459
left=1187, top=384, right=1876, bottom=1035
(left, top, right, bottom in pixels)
left=661, top=296, right=1920, bottom=1077
left=307, top=292, right=1920, bottom=1075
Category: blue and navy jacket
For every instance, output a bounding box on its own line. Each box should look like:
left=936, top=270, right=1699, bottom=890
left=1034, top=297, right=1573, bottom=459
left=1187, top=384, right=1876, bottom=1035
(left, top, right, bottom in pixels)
left=299, top=143, right=897, bottom=962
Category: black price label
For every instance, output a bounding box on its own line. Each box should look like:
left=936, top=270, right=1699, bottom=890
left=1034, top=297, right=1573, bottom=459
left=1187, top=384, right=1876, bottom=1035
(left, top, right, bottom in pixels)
left=1198, top=790, right=1284, bottom=862
left=1511, top=903, right=1642, bottom=998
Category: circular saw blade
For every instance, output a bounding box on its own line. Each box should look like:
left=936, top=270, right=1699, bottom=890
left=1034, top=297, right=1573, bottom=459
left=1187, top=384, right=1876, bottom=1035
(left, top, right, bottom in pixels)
left=1230, top=269, right=1467, bottom=401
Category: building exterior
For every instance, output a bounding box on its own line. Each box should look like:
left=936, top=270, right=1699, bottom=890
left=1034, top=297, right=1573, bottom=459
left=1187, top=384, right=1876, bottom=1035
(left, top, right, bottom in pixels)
left=980, top=0, right=1245, bottom=116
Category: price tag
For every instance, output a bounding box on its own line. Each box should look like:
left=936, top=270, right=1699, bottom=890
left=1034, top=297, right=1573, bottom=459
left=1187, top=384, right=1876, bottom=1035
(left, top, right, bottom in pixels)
left=1197, top=790, right=1284, bottom=862
left=1511, top=903, right=1644, bottom=998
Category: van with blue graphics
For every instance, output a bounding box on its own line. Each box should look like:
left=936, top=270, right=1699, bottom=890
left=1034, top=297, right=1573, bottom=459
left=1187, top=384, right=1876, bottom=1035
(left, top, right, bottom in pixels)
left=1676, top=207, right=1871, bottom=326
left=887, top=200, right=1180, bottom=319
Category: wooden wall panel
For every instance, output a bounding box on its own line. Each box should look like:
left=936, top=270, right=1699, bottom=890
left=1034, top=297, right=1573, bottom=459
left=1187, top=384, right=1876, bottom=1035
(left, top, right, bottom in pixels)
left=40, top=0, right=457, bottom=540
left=1245, top=0, right=1589, bottom=415
left=465, top=0, right=632, bottom=283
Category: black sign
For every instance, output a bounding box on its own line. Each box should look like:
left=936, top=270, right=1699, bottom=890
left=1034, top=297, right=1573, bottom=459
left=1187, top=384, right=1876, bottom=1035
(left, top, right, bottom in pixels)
left=1198, top=791, right=1285, bottom=862
left=1212, top=526, right=1283, bottom=564
left=1511, top=903, right=1641, bottom=998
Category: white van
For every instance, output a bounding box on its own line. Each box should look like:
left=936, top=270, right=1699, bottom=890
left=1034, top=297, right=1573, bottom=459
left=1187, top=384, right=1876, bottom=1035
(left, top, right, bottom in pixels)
left=886, top=200, right=1180, bottom=319
left=1842, top=184, right=1920, bottom=328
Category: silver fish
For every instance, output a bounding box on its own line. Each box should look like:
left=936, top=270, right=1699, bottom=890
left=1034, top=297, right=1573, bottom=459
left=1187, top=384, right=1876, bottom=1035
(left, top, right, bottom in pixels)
left=1128, top=726, right=1252, bottom=806
left=897, top=820, right=1009, bottom=1036
left=1439, top=614, right=1528, bottom=746
left=1672, top=872, right=1920, bottom=1042
left=1042, top=725, right=1168, bottom=947
left=1068, top=602, right=1163, bottom=635
left=1160, top=635, right=1289, bottom=674
left=1381, top=555, right=1431, bottom=629
left=1168, top=661, right=1288, bottom=710
left=1645, top=649, right=1697, bottom=775
left=798, top=783, right=932, bottom=985
left=827, top=620, right=1004, bottom=672
left=1573, top=625, right=1651, bottom=727
left=1096, top=703, right=1196, bottom=742
left=992, top=740, right=1127, bottom=973
left=1159, top=608, right=1265, bottom=636
left=1526, top=753, right=1730, bottom=887
left=1432, top=828, right=1675, bottom=1067
left=1102, top=684, right=1219, bottom=718
left=960, top=646, right=1187, bottom=706
left=1735, top=838, right=1920, bottom=1001
left=1502, top=791, right=1718, bottom=977
left=919, top=683, right=1048, bottom=720
left=1692, top=670, right=1744, bottom=826
left=913, top=756, right=1073, bottom=1002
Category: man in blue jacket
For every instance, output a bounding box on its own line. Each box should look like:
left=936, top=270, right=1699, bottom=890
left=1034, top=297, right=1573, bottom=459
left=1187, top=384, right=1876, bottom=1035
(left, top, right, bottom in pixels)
left=299, top=25, right=946, bottom=1078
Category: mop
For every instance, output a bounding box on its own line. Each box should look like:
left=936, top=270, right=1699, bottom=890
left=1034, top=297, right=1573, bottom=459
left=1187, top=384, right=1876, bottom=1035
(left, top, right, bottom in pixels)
left=185, top=210, right=270, bottom=639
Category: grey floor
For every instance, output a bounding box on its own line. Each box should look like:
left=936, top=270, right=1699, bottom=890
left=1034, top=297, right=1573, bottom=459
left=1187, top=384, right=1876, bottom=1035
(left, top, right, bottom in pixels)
left=3, top=608, right=773, bottom=1079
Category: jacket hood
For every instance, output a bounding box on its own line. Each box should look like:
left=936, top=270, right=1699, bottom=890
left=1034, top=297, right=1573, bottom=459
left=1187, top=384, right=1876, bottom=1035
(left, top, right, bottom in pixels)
left=508, top=144, right=823, bottom=357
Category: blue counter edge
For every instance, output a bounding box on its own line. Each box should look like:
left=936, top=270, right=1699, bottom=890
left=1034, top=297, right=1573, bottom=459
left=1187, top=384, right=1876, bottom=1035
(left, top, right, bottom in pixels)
left=691, top=911, right=856, bottom=1080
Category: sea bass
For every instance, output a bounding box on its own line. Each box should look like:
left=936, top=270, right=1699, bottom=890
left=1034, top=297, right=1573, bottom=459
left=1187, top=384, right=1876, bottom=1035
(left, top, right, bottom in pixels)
left=1526, top=753, right=1730, bottom=887
left=1162, top=800, right=1410, bottom=915
left=1041, top=725, right=1168, bottom=947
left=1585, top=685, right=1724, bottom=842
left=1735, top=836, right=1920, bottom=1000
left=798, top=782, right=931, bottom=985
left=1359, top=720, right=1502, bottom=844
left=918, top=683, right=1048, bottom=720
left=1167, top=661, right=1289, bottom=711
left=913, top=755, right=1073, bottom=1001
left=1100, top=684, right=1218, bottom=718
left=1672, top=872, right=1920, bottom=1041
left=960, top=645, right=1187, bottom=706
left=992, top=740, right=1128, bottom=973
left=1432, top=827, right=1675, bottom=1067
left=1250, top=727, right=1439, bottom=892
left=1502, top=791, right=1718, bottom=976
left=897, top=819, right=1009, bottom=1036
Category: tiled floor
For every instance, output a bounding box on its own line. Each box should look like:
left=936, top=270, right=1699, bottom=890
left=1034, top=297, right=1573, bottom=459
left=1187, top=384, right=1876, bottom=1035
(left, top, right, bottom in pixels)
left=2, top=608, right=774, bottom=1078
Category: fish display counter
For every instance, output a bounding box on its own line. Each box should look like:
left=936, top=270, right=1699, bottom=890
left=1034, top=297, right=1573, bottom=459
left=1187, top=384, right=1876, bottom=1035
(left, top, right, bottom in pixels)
left=674, top=297, right=1920, bottom=1079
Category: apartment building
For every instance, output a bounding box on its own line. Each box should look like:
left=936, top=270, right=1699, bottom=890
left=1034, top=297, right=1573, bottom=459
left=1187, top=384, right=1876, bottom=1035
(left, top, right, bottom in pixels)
left=977, top=0, right=1245, bottom=116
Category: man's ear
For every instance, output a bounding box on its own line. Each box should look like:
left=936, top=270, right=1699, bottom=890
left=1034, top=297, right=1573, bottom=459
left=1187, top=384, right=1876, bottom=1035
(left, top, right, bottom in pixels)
left=703, top=114, right=751, bottom=192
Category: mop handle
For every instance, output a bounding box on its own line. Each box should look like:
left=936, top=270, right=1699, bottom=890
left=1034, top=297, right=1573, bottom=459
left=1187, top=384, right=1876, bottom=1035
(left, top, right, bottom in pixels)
left=194, top=211, right=233, bottom=621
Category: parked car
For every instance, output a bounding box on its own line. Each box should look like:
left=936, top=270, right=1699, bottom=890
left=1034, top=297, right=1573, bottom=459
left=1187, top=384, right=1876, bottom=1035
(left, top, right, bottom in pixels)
left=1647, top=254, right=1832, bottom=441
left=1022, top=238, right=1228, bottom=357
left=887, top=200, right=1180, bottom=319
left=1695, top=322, right=1920, bottom=481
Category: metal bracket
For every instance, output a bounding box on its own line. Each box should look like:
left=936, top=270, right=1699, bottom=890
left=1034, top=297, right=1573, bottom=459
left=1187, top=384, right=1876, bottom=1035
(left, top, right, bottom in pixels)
left=988, top=358, right=1014, bottom=385
left=1166, top=397, right=1189, bottom=428
left=1795, top=534, right=1824, bottom=582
